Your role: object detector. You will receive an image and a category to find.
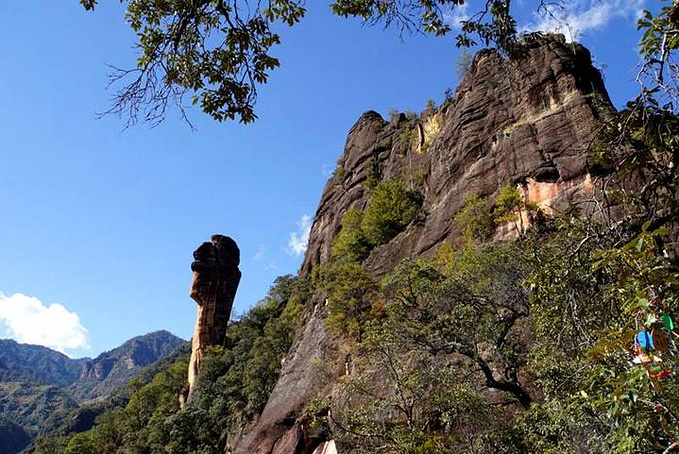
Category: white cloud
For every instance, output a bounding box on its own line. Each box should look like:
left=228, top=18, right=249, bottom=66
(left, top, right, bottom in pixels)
left=524, top=0, right=646, bottom=41
left=444, top=3, right=471, bottom=30
left=253, top=244, right=265, bottom=261
left=0, top=292, right=89, bottom=356
left=287, top=214, right=312, bottom=257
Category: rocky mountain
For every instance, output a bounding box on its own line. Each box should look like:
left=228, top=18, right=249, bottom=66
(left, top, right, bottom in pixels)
left=0, top=331, right=186, bottom=453
left=70, top=330, right=186, bottom=401
left=235, top=34, right=614, bottom=453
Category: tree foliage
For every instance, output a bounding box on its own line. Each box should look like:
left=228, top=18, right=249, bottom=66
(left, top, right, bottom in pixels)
left=331, top=179, right=422, bottom=265
left=331, top=209, right=372, bottom=263
left=80, top=0, right=306, bottom=126
left=78, top=0, right=523, bottom=126
left=314, top=261, right=378, bottom=337
left=361, top=180, right=422, bottom=246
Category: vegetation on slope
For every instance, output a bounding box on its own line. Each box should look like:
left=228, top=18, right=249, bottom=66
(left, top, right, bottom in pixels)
left=0, top=340, right=88, bottom=388
left=39, top=97, right=679, bottom=453
left=331, top=179, right=422, bottom=263
left=0, top=334, right=188, bottom=454
left=306, top=100, right=679, bottom=452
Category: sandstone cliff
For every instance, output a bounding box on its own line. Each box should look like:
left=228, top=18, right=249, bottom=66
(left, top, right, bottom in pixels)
left=234, top=34, right=614, bottom=454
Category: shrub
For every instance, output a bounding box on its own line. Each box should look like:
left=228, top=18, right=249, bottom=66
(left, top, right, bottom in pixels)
left=493, top=185, right=523, bottom=224
left=493, top=184, right=538, bottom=234
left=331, top=181, right=421, bottom=263
left=361, top=180, right=421, bottom=246
left=331, top=209, right=371, bottom=263
left=364, top=157, right=380, bottom=190
left=64, top=433, right=100, bottom=454
left=454, top=194, right=493, bottom=241
left=315, top=261, right=377, bottom=337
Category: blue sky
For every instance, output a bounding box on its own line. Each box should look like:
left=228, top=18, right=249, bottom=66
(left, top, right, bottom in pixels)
left=0, top=1, right=649, bottom=357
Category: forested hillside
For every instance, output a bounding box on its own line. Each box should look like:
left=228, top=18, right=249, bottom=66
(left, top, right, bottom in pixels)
left=0, top=332, right=186, bottom=454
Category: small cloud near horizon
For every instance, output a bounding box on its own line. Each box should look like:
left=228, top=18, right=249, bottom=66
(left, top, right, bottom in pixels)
left=0, top=292, right=89, bottom=356
left=287, top=214, right=312, bottom=257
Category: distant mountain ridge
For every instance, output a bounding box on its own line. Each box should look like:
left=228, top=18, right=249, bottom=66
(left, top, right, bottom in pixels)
left=0, top=330, right=187, bottom=453
left=70, top=330, right=186, bottom=401
left=0, top=340, right=89, bottom=388
left=0, top=331, right=185, bottom=399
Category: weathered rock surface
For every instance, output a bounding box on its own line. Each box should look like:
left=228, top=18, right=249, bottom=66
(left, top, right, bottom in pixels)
left=302, top=35, right=611, bottom=276
left=187, top=235, right=241, bottom=395
left=235, top=35, right=614, bottom=453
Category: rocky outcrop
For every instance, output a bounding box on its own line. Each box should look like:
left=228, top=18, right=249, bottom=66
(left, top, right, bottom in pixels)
left=71, top=330, right=185, bottom=401
left=302, top=34, right=611, bottom=276
left=235, top=35, right=614, bottom=453
left=187, top=235, right=241, bottom=396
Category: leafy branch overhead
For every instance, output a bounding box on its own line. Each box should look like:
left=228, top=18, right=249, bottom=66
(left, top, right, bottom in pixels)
left=79, top=0, right=517, bottom=126
left=81, top=0, right=306, bottom=126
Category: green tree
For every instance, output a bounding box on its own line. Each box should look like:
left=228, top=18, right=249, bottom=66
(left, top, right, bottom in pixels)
left=329, top=245, right=534, bottom=452
left=64, top=433, right=100, bottom=454
left=331, top=209, right=371, bottom=263
left=361, top=180, right=421, bottom=246
left=315, top=261, right=377, bottom=337
left=78, top=0, right=519, bottom=126
left=453, top=194, right=493, bottom=241
left=493, top=184, right=537, bottom=235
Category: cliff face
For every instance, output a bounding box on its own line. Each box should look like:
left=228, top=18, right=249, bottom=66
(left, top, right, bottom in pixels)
left=235, top=35, right=614, bottom=454
left=302, top=35, right=611, bottom=277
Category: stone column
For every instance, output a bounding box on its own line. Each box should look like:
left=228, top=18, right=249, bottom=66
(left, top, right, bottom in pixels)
left=187, top=234, right=241, bottom=396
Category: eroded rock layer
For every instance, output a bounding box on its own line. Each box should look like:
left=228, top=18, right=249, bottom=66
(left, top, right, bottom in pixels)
left=234, top=35, right=614, bottom=453
left=187, top=235, right=241, bottom=395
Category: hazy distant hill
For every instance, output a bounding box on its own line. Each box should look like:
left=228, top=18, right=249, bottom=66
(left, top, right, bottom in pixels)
left=0, top=417, right=30, bottom=454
